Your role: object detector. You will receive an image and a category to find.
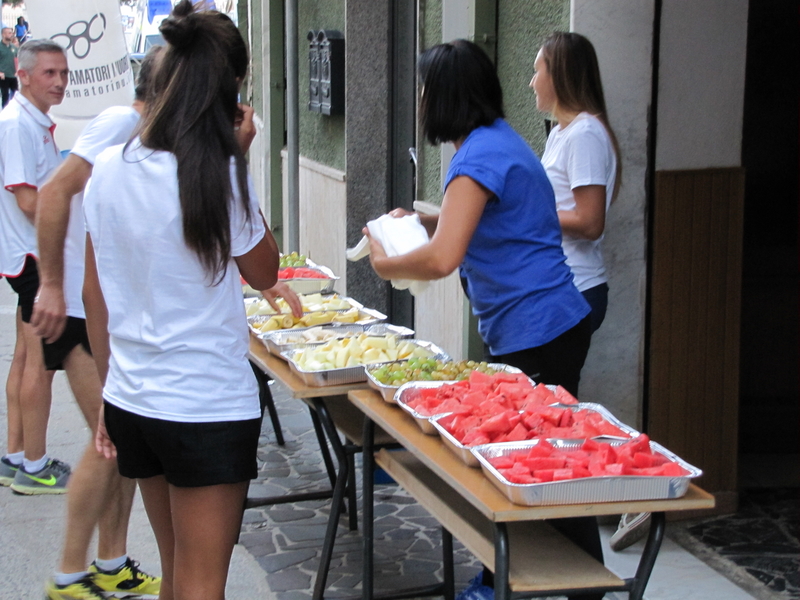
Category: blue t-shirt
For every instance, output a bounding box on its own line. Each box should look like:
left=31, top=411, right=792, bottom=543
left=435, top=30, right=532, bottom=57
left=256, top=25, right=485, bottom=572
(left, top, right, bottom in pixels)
left=446, top=118, right=590, bottom=355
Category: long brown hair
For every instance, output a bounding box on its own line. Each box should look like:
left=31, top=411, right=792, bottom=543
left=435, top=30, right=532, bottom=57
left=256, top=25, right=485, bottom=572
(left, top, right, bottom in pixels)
left=541, top=32, right=622, bottom=200
left=139, top=0, right=250, bottom=282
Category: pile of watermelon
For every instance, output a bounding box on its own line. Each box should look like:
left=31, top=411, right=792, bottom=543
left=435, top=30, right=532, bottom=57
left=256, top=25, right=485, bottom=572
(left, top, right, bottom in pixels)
left=402, top=370, right=576, bottom=419
left=278, top=267, right=330, bottom=279
left=438, top=403, right=630, bottom=447
left=488, top=435, right=690, bottom=484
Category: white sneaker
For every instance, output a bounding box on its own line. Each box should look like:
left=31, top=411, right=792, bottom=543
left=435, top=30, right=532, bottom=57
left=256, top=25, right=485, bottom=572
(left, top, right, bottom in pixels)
left=609, top=512, right=651, bottom=551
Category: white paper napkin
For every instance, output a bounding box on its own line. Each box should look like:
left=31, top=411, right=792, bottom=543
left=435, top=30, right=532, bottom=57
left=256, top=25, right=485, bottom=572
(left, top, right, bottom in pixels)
left=346, top=213, right=430, bottom=296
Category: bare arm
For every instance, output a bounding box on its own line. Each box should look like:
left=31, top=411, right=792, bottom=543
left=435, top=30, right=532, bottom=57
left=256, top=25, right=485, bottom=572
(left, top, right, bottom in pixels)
left=557, top=184, right=606, bottom=241
left=234, top=215, right=280, bottom=291
left=367, top=176, right=491, bottom=281
left=31, top=155, right=94, bottom=342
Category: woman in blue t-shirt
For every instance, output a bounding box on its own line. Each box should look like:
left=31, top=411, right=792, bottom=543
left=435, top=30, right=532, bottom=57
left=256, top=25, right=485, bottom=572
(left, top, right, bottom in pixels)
left=363, top=40, right=602, bottom=600
left=15, top=17, right=29, bottom=45
left=364, top=39, right=591, bottom=396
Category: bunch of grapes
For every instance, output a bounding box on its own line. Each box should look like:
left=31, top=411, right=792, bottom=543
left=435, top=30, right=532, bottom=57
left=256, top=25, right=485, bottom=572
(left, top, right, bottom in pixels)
left=280, top=252, right=308, bottom=268
left=369, top=359, right=499, bottom=387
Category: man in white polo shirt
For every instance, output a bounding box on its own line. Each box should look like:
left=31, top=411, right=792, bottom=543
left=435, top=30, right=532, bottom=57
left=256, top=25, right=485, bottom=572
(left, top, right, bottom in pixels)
left=0, top=39, right=71, bottom=495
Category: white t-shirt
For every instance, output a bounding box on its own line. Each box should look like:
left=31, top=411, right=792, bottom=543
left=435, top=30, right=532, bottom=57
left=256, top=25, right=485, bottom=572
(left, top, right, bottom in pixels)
left=62, top=105, right=140, bottom=318
left=84, top=140, right=266, bottom=422
left=541, top=112, right=617, bottom=292
left=0, top=94, right=62, bottom=277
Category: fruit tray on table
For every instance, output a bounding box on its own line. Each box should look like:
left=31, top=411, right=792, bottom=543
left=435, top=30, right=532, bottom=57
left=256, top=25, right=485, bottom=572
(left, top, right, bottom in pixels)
left=366, top=360, right=523, bottom=404
left=260, top=323, right=415, bottom=357
left=472, top=438, right=702, bottom=506
left=431, top=402, right=640, bottom=467
left=393, top=375, right=554, bottom=435
left=246, top=297, right=388, bottom=335
left=280, top=340, right=450, bottom=387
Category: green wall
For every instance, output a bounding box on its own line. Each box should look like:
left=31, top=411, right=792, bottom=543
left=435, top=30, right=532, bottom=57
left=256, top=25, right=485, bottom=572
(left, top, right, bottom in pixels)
left=498, top=1, right=569, bottom=156
left=417, top=0, right=443, bottom=207
left=416, top=0, right=568, bottom=208
left=299, top=0, right=346, bottom=171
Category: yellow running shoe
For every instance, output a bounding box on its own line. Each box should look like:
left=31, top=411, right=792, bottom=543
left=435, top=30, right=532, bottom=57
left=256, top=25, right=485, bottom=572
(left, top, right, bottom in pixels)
left=89, top=558, right=161, bottom=596
left=44, top=575, right=110, bottom=599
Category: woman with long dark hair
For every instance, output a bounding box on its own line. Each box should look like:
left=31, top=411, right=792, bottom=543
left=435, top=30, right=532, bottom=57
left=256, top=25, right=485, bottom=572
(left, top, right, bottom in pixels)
left=531, top=31, right=621, bottom=335
left=83, top=2, right=279, bottom=597
left=363, top=40, right=603, bottom=600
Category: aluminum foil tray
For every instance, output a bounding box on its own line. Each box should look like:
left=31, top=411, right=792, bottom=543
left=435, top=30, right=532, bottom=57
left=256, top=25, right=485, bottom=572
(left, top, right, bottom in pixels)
left=282, top=260, right=339, bottom=294
left=247, top=306, right=387, bottom=337
left=392, top=380, right=478, bottom=435
left=280, top=341, right=450, bottom=387
left=245, top=295, right=363, bottom=317
left=368, top=363, right=523, bottom=404
left=430, top=403, right=641, bottom=467
left=565, top=403, right=641, bottom=440
left=472, top=439, right=702, bottom=506
left=260, top=323, right=415, bottom=357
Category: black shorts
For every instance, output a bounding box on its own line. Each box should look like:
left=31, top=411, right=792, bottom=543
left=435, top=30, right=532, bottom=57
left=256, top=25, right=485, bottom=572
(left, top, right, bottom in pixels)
left=4, top=255, right=38, bottom=323
left=103, top=401, right=262, bottom=487
left=43, top=317, right=92, bottom=371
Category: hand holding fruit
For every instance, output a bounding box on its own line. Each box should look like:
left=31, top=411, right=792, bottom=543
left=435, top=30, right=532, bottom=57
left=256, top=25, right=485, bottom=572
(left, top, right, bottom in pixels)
left=262, top=282, right=303, bottom=318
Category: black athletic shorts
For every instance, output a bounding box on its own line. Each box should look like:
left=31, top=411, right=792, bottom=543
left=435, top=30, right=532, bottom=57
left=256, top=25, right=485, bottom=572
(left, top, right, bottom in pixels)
left=4, top=255, right=38, bottom=323
left=43, top=317, right=92, bottom=371
left=103, top=401, right=262, bottom=487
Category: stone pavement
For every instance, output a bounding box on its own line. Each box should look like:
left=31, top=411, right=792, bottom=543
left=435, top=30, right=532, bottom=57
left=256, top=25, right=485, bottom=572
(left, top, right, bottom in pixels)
left=0, top=283, right=270, bottom=599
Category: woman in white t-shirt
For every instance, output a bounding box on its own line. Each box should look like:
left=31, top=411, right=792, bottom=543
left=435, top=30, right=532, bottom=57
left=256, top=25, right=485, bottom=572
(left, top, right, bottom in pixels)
left=531, top=32, right=621, bottom=335
left=532, top=33, right=651, bottom=559
left=83, top=2, right=280, bottom=597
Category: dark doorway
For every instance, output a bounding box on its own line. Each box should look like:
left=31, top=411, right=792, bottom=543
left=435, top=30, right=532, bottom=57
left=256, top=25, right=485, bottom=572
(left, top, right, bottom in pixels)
left=738, top=0, right=799, bottom=486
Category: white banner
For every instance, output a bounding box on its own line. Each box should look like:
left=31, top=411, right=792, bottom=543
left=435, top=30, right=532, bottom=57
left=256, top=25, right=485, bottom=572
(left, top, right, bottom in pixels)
left=26, top=0, right=134, bottom=149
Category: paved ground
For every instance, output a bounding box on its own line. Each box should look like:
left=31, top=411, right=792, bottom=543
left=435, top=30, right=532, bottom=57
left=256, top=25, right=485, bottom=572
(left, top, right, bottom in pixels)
left=0, top=283, right=270, bottom=599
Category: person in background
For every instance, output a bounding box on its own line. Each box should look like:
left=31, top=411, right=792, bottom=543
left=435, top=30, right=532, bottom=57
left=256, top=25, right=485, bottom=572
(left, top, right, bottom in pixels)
left=15, top=16, right=29, bottom=45
left=0, top=40, right=70, bottom=497
left=532, top=31, right=620, bottom=336
left=83, top=2, right=281, bottom=597
left=33, top=47, right=164, bottom=600
left=0, top=26, right=19, bottom=107
left=531, top=32, right=644, bottom=554
left=362, top=39, right=603, bottom=600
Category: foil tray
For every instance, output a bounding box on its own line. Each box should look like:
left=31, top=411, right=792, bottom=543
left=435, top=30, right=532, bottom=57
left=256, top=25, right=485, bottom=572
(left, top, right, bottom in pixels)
left=245, top=294, right=363, bottom=318
left=281, top=260, right=338, bottom=295
left=393, top=378, right=542, bottom=435
left=260, top=323, right=415, bottom=357
left=472, top=439, right=702, bottom=506
left=280, top=341, right=450, bottom=387
left=247, top=306, right=387, bottom=337
left=431, top=403, right=642, bottom=468
left=368, top=363, right=523, bottom=404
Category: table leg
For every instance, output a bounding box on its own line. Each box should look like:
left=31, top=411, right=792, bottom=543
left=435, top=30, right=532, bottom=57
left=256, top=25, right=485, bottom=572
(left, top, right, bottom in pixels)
left=493, top=523, right=510, bottom=600
left=250, top=360, right=285, bottom=445
left=361, top=416, right=376, bottom=600
left=311, top=398, right=352, bottom=600
left=442, top=528, right=455, bottom=600
left=628, top=511, right=666, bottom=600
left=309, top=405, right=338, bottom=487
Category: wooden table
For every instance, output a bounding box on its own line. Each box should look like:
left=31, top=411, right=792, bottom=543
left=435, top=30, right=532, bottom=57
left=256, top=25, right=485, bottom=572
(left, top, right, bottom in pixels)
left=350, top=388, right=716, bottom=600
